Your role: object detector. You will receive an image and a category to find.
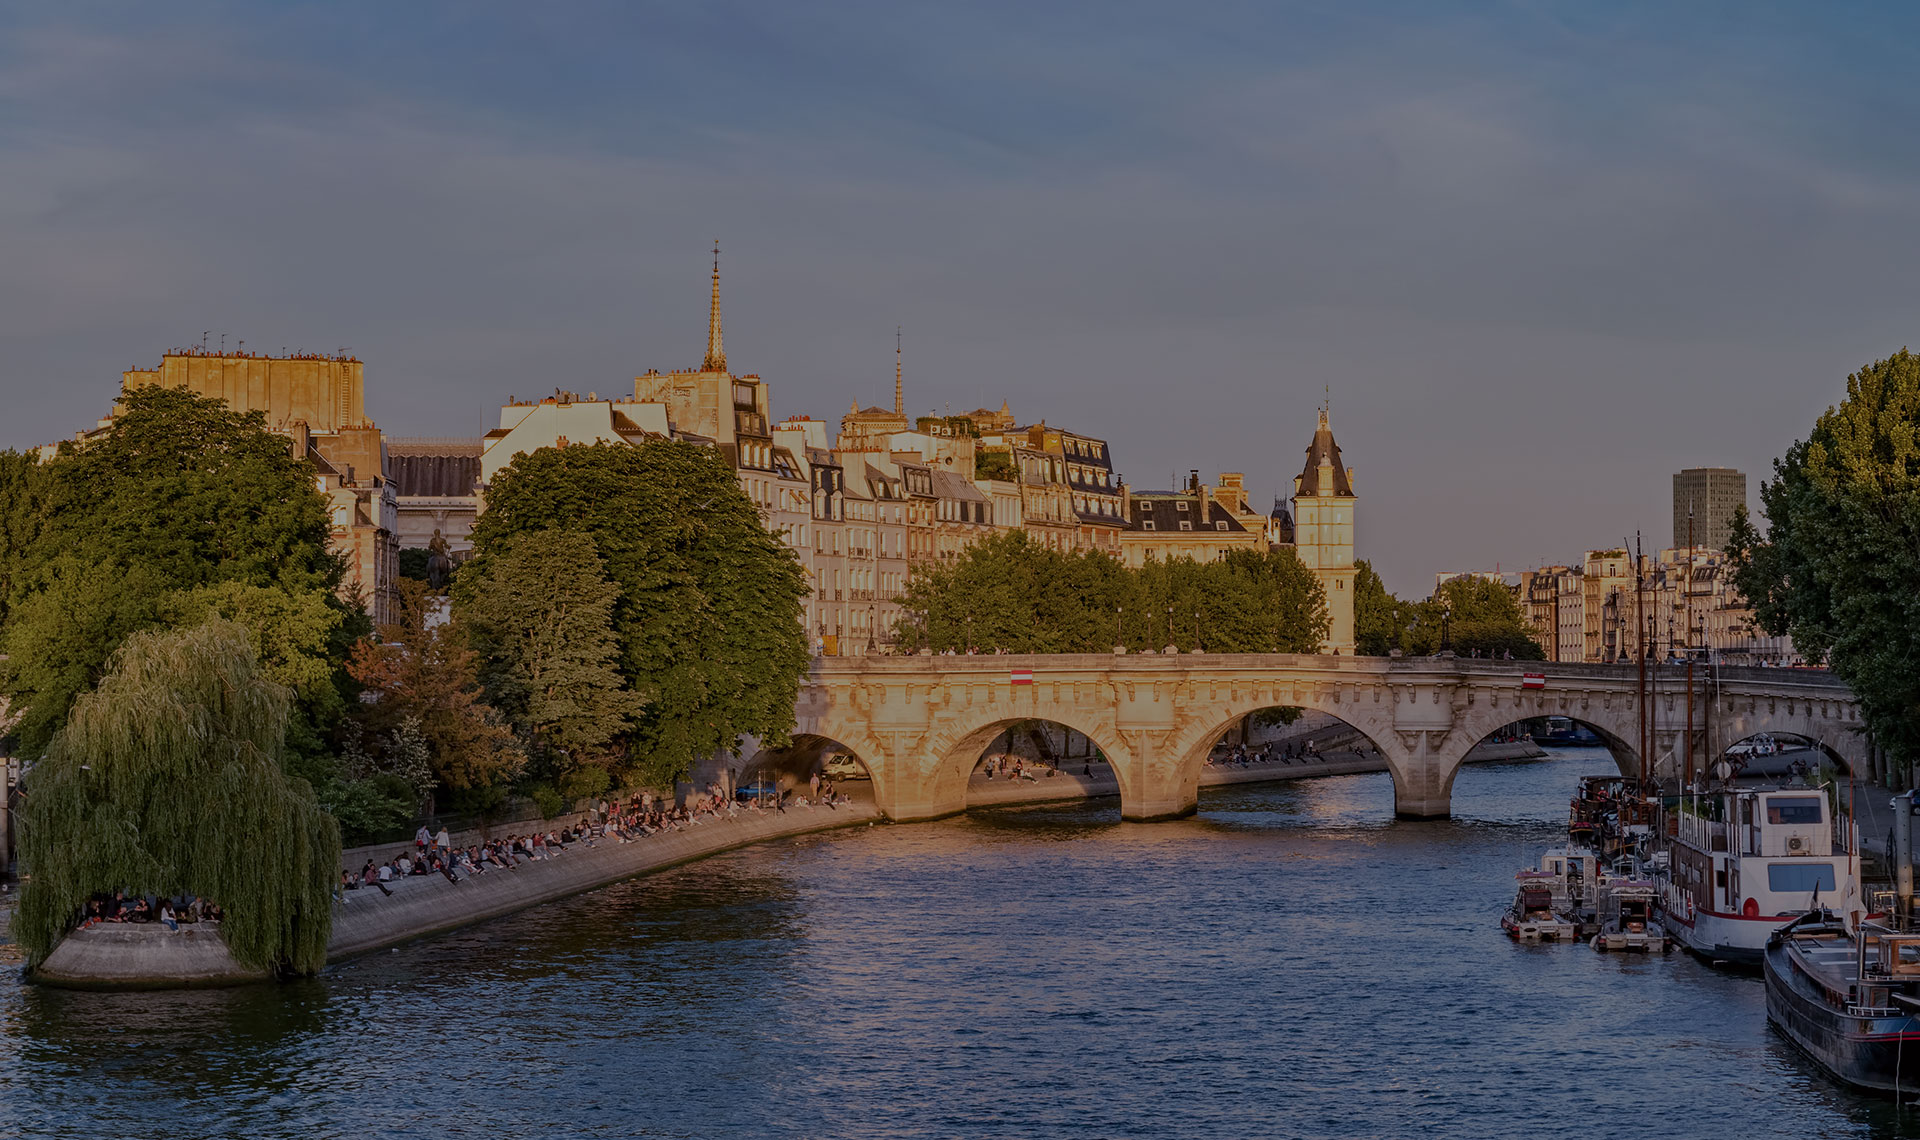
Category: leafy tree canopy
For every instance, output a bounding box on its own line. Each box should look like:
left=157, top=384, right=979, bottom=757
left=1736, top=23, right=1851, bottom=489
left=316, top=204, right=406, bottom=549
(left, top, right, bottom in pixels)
left=1, top=386, right=348, bottom=756
left=468, top=441, right=809, bottom=787
left=347, top=578, right=523, bottom=793
left=893, top=531, right=1329, bottom=653
left=1729, top=349, right=1920, bottom=774
left=453, top=528, right=644, bottom=771
left=1400, top=576, right=1547, bottom=659
left=15, top=618, right=339, bottom=974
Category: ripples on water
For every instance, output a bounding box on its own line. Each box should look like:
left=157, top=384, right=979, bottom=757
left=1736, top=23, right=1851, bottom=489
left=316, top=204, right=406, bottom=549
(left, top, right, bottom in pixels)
left=2, top=746, right=1913, bottom=1138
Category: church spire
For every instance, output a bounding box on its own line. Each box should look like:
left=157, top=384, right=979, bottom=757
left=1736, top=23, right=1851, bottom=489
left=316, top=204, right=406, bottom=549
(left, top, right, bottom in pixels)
left=703, top=240, right=726, bottom=373
left=894, top=326, right=903, bottom=416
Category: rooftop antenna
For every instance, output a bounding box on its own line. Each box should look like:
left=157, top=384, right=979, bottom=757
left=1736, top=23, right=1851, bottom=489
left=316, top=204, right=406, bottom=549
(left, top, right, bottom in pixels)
left=201, top=330, right=210, bottom=352
left=219, top=333, right=226, bottom=354
left=895, top=326, right=903, bottom=416
left=237, top=340, right=244, bottom=355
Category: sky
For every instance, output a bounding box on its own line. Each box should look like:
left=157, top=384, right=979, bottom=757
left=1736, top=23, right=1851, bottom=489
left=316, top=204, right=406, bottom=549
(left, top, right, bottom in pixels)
left=3, top=1, right=1917, bottom=595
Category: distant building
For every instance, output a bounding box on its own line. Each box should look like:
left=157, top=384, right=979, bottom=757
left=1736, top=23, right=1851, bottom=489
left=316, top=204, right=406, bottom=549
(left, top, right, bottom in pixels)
left=1672, top=467, right=1746, bottom=551
left=101, top=350, right=399, bottom=622
left=1292, top=410, right=1357, bottom=655
left=387, top=438, right=481, bottom=556
left=1118, top=478, right=1261, bottom=569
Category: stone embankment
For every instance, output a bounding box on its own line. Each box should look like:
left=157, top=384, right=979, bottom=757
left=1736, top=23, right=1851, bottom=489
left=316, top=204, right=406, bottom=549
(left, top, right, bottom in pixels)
left=30, top=797, right=880, bottom=990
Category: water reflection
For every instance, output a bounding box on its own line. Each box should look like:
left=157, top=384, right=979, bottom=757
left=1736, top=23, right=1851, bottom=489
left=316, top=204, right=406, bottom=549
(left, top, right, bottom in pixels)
left=3, top=746, right=1918, bottom=1138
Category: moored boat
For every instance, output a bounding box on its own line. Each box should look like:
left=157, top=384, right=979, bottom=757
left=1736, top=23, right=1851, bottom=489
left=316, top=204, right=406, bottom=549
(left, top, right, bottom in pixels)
left=1764, top=910, right=1920, bottom=1095
left=1655, top=782, right=1859, bottom=967
left=1590, top=880, right=1670, bottom=953
left=1502, top=872, right=1580, bottom=942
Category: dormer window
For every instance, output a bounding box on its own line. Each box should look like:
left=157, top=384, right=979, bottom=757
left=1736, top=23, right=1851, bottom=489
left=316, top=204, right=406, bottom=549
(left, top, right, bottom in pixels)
left=1216, top=520, right=1228, bottom=531
left=1176, top=501, right=1189, bottom=512
left=1179, top=520, right=1192, bottom=531
left=1142, top=519, right=1156, bottom=531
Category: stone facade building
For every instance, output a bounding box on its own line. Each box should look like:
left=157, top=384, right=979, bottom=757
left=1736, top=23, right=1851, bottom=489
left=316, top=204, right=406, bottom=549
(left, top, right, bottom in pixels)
left=1290, top=410, right=1358, bottom=655
left=101, top=350, right=401, bottom=623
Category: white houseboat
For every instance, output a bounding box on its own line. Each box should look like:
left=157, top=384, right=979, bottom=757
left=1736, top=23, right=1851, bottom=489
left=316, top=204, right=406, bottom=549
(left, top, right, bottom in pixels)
left=1655, top=784, right=1858, bottom=967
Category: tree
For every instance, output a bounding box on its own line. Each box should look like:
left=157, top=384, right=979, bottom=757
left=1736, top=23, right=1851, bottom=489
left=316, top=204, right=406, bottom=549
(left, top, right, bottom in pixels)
left=14, top=618, right=339, bottom=974
left=470, top=441, right=809, bottom=788
left=1, top=386, right=344, bottom=756
left=893, top=533, right=1328, bottom=654
left=347, top=578, right=523, bottom=792
left=1353, top=560, right=1414, bottom=656
left=0, top=449, right=47, bottom=634
left=1729, top=349, right=1920, bottom=777
left=1402, top=577, right=1546, bottom=659
left=453, top=529, right=643, bottom=773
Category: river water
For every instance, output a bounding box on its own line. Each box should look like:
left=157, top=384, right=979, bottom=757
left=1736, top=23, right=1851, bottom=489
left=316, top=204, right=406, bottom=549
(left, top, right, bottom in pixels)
left=1, top=745, right=1912, bottom=1138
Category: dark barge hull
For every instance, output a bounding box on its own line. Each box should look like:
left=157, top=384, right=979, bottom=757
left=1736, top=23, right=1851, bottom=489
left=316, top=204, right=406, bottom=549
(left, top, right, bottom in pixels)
left=1764, top=939, right=1920, bottom=1095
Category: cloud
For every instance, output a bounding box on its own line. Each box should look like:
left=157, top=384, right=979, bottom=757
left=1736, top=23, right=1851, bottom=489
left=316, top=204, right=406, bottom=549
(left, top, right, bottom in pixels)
left=3, top=2, right=1918, bottom=593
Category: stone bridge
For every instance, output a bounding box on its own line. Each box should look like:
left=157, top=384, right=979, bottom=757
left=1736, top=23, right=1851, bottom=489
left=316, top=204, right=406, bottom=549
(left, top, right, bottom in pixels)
left=781, top=655, right=1865, bottom=822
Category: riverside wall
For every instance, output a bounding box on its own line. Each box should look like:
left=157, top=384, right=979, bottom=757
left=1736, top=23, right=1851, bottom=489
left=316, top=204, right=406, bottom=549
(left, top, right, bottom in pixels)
left=31, top=797, right=881, bottom=990
left=23, top=738, right=1548, bottom=990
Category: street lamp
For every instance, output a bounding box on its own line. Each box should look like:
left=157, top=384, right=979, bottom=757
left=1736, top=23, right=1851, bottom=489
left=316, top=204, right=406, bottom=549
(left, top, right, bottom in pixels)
left=1166, top=604, right=1174, bottom=651
left=1115, top=605, right=1123, bottom=650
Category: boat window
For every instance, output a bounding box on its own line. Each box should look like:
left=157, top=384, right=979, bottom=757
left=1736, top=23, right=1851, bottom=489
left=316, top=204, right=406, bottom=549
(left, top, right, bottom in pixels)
left=1766, top=797, right=1823, bottom=825
left=1767, top=863, right=1836, bottom=893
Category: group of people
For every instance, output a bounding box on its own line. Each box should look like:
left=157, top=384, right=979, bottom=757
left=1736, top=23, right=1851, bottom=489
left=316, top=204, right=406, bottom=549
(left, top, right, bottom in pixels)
left=342, top=777, right=857, bottom=900
left=77, top=891, right=221, bottom=933
left=979, top=755, right=1051, bottom=782
left=1206, top=739, right=1325, bottom=768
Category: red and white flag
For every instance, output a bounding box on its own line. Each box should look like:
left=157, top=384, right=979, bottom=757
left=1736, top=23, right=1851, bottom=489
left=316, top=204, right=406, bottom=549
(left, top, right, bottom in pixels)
left=1522, top=673, right=1546, bottom=690
left=1010, top=669, right=1034, bottom=685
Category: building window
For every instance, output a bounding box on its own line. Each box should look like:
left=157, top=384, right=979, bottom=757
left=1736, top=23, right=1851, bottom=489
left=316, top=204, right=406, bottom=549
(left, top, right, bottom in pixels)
left=1142, top=520, right=1155, bottom=531
left=1179, top=521, right=1192, bottom=531
left=1215, top=520, right=1228, bottom=531
left=1176, top=501, right=1188, bottom=512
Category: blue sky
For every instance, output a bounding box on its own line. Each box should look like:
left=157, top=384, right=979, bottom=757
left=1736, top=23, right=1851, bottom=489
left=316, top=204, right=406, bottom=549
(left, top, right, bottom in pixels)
left=3, top=2, right=1917, bottom=593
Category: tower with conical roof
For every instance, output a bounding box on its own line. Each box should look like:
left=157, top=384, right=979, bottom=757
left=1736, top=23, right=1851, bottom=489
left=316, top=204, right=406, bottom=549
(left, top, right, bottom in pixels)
left=703, top=240, right=726, bottom=373
left=1292, top=407, right=1357, bottom=654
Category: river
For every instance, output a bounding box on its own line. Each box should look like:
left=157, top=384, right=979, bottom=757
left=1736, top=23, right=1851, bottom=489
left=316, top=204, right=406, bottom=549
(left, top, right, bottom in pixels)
left=1, top=745, right=1912, bottom=1138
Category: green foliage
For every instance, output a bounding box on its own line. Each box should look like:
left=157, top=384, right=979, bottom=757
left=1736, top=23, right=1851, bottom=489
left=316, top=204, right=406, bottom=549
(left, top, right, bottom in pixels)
left=1400, top=577, right=1546, bottom=659
left=527, top=783, right=566, bottom=820
left=347, top=579, right=523, bottom=793
left=974, top=450, right=1017, bottom=482
left=1, top=386, right=343, bottom=757
left=0, top=449, right=47, bottom=633
left=1729, top=349, right=1920, bottom=776
left=398, top=548, right=433, bottom=582
left=453, top=529, right=643, bottom=777
left=470, top=441, right=809, bottom=788
left=1249, top=707, right=1304, bottom=728
left=1354, top=560, right=1418, bottom=656
left=14, top=619, right=339, bottom=973
left=893, top=531, right=1329, bottom=653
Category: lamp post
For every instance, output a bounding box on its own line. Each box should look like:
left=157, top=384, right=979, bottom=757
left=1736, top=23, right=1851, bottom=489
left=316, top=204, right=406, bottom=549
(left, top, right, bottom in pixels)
left=1438, top=600, right=1453, bottom=655
left=1166, top=604, right=1175, bottom=651
left=1115, top=605, right=1123, bottom=650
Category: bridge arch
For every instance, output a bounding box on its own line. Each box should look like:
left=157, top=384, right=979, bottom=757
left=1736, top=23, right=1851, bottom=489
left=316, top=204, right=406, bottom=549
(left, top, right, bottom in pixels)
left=739, top=731, right=892, bottom=808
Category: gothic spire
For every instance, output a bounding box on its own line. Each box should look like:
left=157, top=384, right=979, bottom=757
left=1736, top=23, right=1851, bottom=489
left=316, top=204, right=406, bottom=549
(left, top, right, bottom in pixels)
left=703, top=240, right=726, bottom=373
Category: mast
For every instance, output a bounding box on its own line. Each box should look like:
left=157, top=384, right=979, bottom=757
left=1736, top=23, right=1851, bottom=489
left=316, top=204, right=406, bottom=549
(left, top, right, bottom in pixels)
left=1685, top=501, right=1695, bottom=791
left=1633, top=533, right=1648, bottom=785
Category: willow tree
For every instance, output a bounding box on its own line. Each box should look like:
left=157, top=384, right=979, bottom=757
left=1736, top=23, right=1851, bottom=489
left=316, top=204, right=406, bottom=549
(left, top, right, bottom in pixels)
left=16, top=618, right=340, bottom=975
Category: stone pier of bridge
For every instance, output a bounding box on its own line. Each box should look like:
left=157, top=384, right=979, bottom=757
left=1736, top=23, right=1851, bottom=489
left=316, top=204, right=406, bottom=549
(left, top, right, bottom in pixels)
left=775, top=654, right=1863, bottom=823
